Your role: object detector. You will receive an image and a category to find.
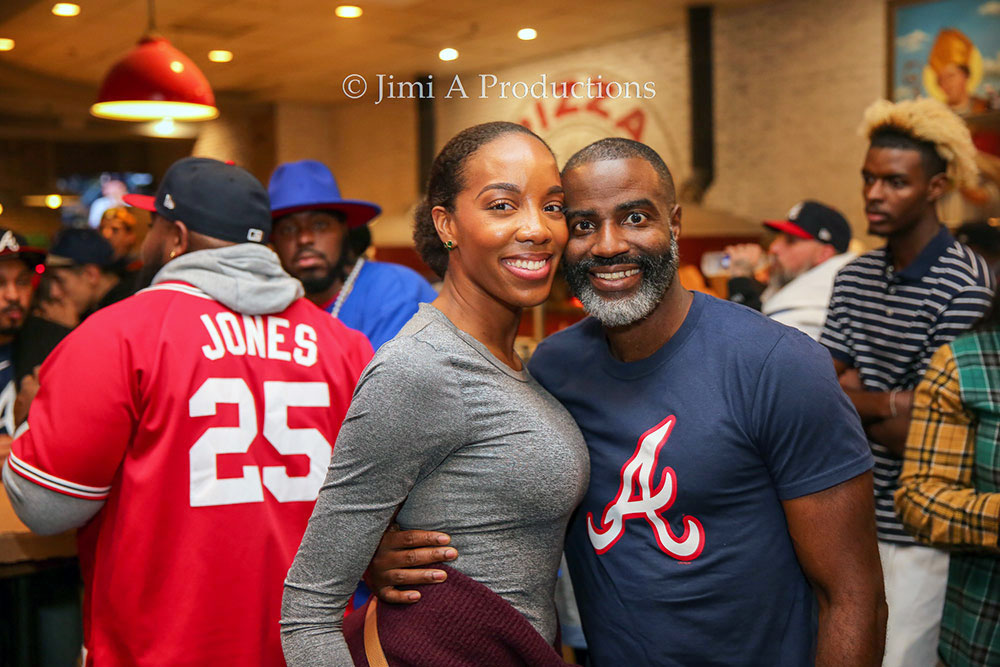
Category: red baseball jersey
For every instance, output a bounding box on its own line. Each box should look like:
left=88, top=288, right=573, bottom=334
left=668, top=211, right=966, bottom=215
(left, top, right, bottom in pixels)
left=8, top=281, right=373, bottom=666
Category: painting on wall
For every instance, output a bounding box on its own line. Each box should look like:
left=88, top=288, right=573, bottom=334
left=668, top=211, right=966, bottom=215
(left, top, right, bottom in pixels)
left=890, top=0, right=1000, bottom=115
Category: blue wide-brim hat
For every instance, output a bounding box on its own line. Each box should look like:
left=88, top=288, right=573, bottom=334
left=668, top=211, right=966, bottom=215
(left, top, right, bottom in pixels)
left=268, top=160, right=381, bottom=228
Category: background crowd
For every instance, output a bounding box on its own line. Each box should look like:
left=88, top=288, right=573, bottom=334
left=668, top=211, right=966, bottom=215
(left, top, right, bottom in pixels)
left=0, top=94, right=998, bottom=667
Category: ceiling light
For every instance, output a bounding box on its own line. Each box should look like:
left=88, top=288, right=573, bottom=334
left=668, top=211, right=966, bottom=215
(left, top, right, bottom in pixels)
left=45, top=195, right=63, bottom=209
left=90, top=0, right=218, bottom=122
left=208, top=50, right=233, bottom=63
left=91, top=36, right=217, bottom=121
left=0, top=39, right=14, bottom=52
left=51, top=3, right=80, bottom=17
left=517, top=28, right=537, bottom=41
left=0, top=203, right=4, bottom=216
left=438, top=48, right=458, bottom=62
left=335, top=5, right=363, bottom=18
left=152, top=117, right=176, bottom=135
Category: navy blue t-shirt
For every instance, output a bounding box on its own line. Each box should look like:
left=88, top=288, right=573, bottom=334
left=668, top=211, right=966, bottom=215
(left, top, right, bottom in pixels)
left=528, top=292, right=872, bottom=666
left=0, top=343, right=14, bottom=435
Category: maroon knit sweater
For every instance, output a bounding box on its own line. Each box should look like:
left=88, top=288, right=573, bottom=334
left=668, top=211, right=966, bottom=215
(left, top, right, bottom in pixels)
left=343, top=565, right=566, bottom=666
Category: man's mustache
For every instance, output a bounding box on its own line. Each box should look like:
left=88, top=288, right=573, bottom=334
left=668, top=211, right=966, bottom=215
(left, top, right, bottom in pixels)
left=567, top=253, right=649, bottom=270
left=293, top=249, right=328, bottom=263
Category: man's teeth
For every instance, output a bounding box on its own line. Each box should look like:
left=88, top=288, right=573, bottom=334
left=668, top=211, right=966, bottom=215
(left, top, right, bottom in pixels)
left=505, top=259, right=546, bottom=270
left=594, top=268, right=640, bottom=280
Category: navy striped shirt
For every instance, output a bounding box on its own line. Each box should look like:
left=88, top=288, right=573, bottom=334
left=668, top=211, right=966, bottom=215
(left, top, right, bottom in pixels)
left=820, top=227, right=994, bottom=543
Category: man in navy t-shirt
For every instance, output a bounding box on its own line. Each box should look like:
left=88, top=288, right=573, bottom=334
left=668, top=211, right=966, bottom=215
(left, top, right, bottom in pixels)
left=368, top=139, right=887, bottom=665
left=0, top=228, right=45, bottom=459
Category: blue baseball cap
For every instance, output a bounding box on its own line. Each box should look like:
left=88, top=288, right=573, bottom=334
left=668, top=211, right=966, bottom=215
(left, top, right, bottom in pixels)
left=268, top=160, right=381, bottom=228
left=47, top=229, right=114, bottom=268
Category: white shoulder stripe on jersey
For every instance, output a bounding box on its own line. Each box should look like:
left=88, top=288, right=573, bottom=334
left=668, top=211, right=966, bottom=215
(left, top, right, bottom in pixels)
left=7, top=452, right=112, bottom=499
left=13, top=420, right=28, bottom=439
left=138, top=283, right=214, bottom=300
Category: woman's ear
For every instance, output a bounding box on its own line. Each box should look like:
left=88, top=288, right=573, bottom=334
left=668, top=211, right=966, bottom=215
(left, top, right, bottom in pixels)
left=431, top=206, right=457, bottom=247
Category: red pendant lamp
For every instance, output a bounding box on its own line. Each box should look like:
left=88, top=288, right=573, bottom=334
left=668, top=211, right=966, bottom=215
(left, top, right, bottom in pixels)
left=90, top=0, right=218, bottom=122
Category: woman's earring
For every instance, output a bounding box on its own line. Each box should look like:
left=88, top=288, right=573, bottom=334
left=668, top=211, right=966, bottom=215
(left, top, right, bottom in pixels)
left=444, top=240, right=455, bottom=251
left=169, top=250, right=177, bottom=259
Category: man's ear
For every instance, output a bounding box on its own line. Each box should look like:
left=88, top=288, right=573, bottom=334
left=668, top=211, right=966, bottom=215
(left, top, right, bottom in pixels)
left=172, top=220, right=190, bottom=256
left=670, top=204, right=682, bottom=241
left=926, top=172, right=950, bottom=204
left=83, top=264, right=102, bottom=285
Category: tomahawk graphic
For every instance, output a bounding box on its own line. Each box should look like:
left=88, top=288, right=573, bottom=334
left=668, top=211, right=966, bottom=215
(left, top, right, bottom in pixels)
left=587, top=415, right=705, bottom=560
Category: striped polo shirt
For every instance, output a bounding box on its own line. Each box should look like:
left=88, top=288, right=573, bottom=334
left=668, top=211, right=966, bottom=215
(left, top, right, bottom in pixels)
left=820, top=226, right=994, bottom=543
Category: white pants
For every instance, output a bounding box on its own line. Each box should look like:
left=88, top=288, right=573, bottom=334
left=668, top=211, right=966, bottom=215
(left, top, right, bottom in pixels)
left=878, top=541, right=949, bottom=667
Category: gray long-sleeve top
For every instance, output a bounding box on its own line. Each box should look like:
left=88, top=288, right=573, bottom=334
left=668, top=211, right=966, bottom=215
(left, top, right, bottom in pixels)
left=280, top=304, right=589, bottom=665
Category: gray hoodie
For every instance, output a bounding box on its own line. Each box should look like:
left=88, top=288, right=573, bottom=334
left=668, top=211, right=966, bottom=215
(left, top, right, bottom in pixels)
left=152, top=243, right=303, bottom=315
left=3, top=243, right=307, bottom=534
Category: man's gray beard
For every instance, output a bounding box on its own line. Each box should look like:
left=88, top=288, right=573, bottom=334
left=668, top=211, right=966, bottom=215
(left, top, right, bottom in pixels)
left=768, top=259, right=814, bottom=292
left=564, top=234, right=680, bottom=328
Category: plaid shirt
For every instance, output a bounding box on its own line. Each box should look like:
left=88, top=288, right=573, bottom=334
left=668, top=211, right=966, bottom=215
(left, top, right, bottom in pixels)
left=896, top=335, right=1000, bottom=667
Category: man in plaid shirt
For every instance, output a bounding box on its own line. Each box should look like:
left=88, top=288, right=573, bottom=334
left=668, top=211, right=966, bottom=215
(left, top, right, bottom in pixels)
left=896, top=319, right=1000, bottom=667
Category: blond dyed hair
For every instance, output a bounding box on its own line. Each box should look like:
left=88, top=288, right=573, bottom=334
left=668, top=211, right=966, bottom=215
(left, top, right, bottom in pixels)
left=859, top=98, right=979, bottom=189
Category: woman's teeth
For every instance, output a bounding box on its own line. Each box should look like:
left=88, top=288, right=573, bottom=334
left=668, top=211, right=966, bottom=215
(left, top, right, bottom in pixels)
left=505, top=259, right=547, bottom=270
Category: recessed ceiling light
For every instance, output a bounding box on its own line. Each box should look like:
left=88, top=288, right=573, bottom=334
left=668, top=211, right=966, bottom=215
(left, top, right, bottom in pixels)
left=335, top=5, right=362, bottom=18
left=517, top=28, right=537, bottom=41
left=439, top=48, right=458, bottom=62
left=0, top=39, right=14, bottom=51
left=45, top=194, right=63, bottom=209
left=208, top=50, right=233, bottom=63
left=51, top=3, right=81, bottom=17
left=0, top=203, right=4, bottom=216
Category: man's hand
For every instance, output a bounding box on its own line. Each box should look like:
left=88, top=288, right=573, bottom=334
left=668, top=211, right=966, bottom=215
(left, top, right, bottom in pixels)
left=723, top=243, right=764, bottom=278
left=14, top=367, right=40, bottom=428
left=366, top=525, right=457, bottom=604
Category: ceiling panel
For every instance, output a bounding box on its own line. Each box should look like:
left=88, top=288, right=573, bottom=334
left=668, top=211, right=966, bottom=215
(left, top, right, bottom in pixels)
left=0, top=0, right=762, bottom=103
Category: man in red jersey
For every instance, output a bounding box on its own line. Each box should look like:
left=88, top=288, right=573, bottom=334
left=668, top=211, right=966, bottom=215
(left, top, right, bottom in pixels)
left=2, top=157, right=373, bottom=666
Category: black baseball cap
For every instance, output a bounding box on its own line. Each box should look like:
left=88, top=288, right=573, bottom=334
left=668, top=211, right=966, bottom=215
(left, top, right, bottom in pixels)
left=763, top=201, right=851, bottom=254
left=46, top=228, right=114, bottom=268
left=123, top=157, right=270, bottom=244
left=0, top=227, right=45, bottom=269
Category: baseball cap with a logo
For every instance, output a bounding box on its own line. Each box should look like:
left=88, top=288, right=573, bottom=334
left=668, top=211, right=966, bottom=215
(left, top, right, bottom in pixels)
left=0, top=228, right=45, bottom=269
left=123, top=157, right=270, bottom=244
left=763, top=201, right=851, bottom=254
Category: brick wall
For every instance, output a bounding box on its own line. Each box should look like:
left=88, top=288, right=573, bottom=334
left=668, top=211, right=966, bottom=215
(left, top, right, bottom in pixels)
left=710, top=0, right=886, bottom=244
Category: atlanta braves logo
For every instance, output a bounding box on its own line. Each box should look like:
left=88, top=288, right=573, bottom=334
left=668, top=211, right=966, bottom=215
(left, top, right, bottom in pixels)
left=587, top=415, right=705, bottom=560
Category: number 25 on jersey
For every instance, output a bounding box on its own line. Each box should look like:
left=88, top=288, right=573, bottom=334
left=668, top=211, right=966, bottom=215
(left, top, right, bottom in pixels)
left=188, top=378, right=332, bottom=508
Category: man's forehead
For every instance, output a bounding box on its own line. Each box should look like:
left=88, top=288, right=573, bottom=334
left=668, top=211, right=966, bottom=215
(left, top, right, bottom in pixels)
left=0, top=256, right=32, bottom=275
left=277, top=209, right=345, bottom=224
left=564, top=157, right=664, bottom=208
left=864, top=145, right=923, bottom=171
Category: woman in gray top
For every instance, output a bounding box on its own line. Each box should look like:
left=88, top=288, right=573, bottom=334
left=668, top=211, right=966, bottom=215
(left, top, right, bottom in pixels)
left=281, top=121, right=590, bottom=665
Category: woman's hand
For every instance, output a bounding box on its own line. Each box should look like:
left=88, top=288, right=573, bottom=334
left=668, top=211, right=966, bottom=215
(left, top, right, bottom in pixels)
left=365, top=524, right=457, bottom=604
